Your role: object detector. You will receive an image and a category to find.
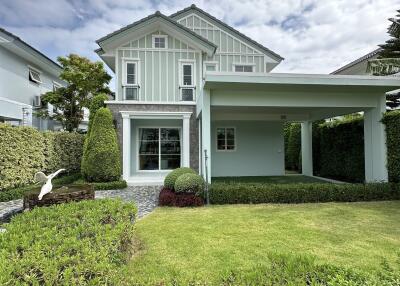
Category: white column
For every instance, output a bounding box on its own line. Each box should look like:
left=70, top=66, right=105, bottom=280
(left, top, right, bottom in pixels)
left=201, top=89, right=211, bottom=183
left=364, top=94, right=388, bottom=182
left=182, top=114, right=191, bottom=167
left=122, top=114, right=131, bottom=181
left=301, top=121, right=313, bottom=176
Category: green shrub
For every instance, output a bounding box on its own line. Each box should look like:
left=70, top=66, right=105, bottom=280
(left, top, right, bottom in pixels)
left=91, top=180, right=127, bottom=190
left=164, top=167, right=196, bottom=190
left=82, top=108, right=121, bottom=182
left=174, top=173, right=205, bottom=195
left=209, top=182, right=400, bottom=204
left=382, top=111, right=400, bottom=182
left=286, top=123, right=301, bottom=171
left=0, top=199, right=137, bottom=285
left=0, top=124, right=84, bottom=191
left=0, top=173, right=81, bottom=202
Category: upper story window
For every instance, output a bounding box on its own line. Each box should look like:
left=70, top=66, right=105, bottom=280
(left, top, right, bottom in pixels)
left=204, top=62, right=218, bottom=73
left=234, top=65, right=253, bottom=72
left=29, top=67, right=41, bottom=84
left=123, top=60, right=139, bottom=100
left=180, top=61, right=195, bottom=101
left=152, top=35, right=167, bottom=48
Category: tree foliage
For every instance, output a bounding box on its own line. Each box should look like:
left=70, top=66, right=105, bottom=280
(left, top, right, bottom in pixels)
left=36, top=54, right=111, bottom=132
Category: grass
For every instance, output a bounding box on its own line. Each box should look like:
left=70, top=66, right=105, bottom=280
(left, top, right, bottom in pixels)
left=212, top=175, right=328, bottom=184
left=129, top=201, right=400, bottom=283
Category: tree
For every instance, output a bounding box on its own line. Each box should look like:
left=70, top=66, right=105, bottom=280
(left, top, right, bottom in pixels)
left=81, top=107, right=121, bottom=182
left=367, top=10, right=400, bottom=109
left=36, top=54, right=111, bottom=132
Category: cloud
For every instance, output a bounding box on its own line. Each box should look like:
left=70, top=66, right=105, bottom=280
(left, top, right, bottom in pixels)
left=1, top=0, right=399, bottom=80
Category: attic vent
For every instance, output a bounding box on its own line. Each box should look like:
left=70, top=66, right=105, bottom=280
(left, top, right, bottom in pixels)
left=280, top=115, right=287, bottom=120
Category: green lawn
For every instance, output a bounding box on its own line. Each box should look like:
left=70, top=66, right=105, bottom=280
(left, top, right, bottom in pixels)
left=212, top=175, right=328, bottom=184
left=128, top=201, right=400, bottom=283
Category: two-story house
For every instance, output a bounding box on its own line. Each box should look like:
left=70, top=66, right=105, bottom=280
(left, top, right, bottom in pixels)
left=96, top=5, right=400, bottom=185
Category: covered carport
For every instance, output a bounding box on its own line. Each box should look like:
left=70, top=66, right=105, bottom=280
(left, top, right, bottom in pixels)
left=200, top=72, right=400, bottom=182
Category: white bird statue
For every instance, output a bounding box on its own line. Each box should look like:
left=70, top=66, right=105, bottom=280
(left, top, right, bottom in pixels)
left=34, top=169, right=65, bottom=200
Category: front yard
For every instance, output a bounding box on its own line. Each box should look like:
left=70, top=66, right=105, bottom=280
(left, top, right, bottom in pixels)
left=128, top=201, right=400, bottom=284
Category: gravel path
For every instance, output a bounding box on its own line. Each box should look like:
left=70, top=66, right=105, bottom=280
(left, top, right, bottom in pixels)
left=0, top=185, right=162, bottom=225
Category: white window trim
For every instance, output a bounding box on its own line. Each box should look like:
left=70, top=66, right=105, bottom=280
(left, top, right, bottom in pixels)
left=152, top=34, right=168, bottom=49
left=52, top=81, right=61, bottom=91
left=216, top=127, right=236, bottom=152
left=232, top=63, right=255, bottom=73
left=136, top=126, right=182, bottom=172
left=179, top=60, right=196, bottom=102
left=122, top=58, right=140, bottom=100
left=203, top=61, right=219, bottom=74
left=28, top=66, right=42, bottom=84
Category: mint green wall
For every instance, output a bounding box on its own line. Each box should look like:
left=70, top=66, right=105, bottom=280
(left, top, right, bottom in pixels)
left=211, top=120, right=284, bottom=177
left=116, top=30, right=201, bottom=102
left=130, top=119, right=182, bottom=176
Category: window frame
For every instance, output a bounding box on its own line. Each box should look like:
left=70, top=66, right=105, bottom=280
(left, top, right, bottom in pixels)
left=233, top=64, right=255, bottom=73
left=216, top=127, right=236, bottom=152
left=122, top=58, right=140, bottom=101
left=152, top=34, right=168, bottom=49
left=179, top=60, right=196, bottom=102
left=136, top=126, right=182, bottom=172
left=28, top=67, right=42, bottom=84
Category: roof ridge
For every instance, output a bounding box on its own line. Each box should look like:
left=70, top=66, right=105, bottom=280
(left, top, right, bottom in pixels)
left=169, top=4, right=284, bottom=61
left=331, top=48, right=382, bottom=74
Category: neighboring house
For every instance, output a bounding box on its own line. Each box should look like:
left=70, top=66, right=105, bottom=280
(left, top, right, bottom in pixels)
left=331, top=48, right=382, bottom=75
left=0, top=28, right=89, bottom=131
left=96, top=4, right=400, bottom=185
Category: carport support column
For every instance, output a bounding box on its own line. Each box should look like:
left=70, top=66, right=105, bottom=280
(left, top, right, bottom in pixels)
left=364, top=95, right=388, bottom=182
left=182, top=114, right=191, bottom=167
left=202, top=89, right=212, bottom=183
left=301, top=121, right=313, bottom=176
left=121, top=114, right=131, bottom=181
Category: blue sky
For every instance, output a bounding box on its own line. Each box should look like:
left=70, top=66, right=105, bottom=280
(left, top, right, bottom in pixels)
left=1, top=0, right=399, bottom=77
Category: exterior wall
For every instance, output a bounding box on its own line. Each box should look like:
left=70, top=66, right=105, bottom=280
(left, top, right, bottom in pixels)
left=174, top=12, right=274, bottom=73
left=0, top=46, right=62, bottom=129
left=116, top=30, right=202, bottom=102
left=333, top=54, right=378, bottom=75
left=107, top=103, right=199, bottom=171
left=211, top=120, right=284, bottom=177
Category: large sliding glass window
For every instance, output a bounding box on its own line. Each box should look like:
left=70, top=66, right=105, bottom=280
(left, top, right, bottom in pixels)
left=138, top=128, right=181, bottom=170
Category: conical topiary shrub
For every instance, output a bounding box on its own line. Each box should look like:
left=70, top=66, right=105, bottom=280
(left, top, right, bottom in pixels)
left=82, top=107, right=121, bottom=182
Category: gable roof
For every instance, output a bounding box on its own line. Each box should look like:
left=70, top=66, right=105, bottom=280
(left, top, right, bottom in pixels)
left=331, top=48, right=382, bottom=74
left=170, top=4, right=284, bottom=61
left=95, top=11, right=217, bottom=55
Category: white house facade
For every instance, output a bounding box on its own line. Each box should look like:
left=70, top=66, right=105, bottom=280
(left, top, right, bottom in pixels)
left=0, top=27, right=83, bottom=130
left=96, top=5, right=400, bottom=185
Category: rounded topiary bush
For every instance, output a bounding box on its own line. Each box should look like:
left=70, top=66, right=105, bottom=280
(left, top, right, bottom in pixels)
left=174, top=173, right=205, bottom=195
left=164, top=167, right=196, bottom=190
left=82, top=107, right=121, bottom=182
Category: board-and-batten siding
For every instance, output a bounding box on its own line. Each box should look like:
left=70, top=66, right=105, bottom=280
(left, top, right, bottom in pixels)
left=176, top=13, right=266, bottom=73
left=116, top=31, right=201, bottom=102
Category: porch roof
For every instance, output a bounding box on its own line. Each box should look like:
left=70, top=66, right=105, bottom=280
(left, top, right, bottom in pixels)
left=203, top=72, right=400, bottom=92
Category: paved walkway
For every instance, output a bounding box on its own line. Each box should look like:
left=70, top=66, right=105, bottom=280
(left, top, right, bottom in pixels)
left=0, top=186, right=162, bottom=224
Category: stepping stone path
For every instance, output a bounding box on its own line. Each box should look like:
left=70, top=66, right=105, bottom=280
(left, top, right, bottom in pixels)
left=0, top=186, right=162, bottom=230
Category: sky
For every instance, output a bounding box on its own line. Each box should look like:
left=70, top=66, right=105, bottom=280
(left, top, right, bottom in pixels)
left=1, top=0, right=399, bottom=80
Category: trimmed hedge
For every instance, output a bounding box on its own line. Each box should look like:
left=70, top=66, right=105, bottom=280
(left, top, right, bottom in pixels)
left=0, top=124, right=84, bottom=191
left=90, top=180, right=127, bottom=190
left=382, top=110, right=400, bottom=182
left=0, top=173, right=81, bottom=202
left=164, top=167, right=196, bottom=190
left=0, top=199, right=137, bottom=285
left=82, top=108, right=121, bottom=182
left=159, top=188, right=204, bottom=207
left=209, top=182, right=400, bottom=204
left=174, top=173, right=205, bottom=195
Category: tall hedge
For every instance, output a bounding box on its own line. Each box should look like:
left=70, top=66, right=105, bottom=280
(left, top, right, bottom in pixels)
left=0, top=124, right=84, bottom=191
left=286, top=123, right=301, bottom=171
left=382, top=110, right=400, bottom=182
left=82, top=107, right=121, bottom=182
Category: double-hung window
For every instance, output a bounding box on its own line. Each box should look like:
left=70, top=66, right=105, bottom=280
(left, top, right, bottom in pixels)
left=180, top=62, right=195, bottom=101
left=217, top=127, right=236, bottom=151
left=234, top=65, right=253, bottom=72
left=123, top=60, right=139, bottom=100
left=152, top=35, right=167, bottom=48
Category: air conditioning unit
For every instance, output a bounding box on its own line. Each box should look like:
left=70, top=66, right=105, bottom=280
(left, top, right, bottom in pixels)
left=33, top=95, right=41, bottom=107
